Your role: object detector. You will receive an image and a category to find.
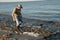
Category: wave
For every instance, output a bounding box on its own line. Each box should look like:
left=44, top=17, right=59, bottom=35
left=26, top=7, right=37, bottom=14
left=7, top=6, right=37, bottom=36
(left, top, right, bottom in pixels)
left=35, top=0, right=46, bottom=1
left=28, top=10, right=60, bottom=13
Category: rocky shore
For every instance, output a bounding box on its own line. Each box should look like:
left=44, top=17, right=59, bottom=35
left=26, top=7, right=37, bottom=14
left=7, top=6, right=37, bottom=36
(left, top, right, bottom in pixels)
left=0, top=14, right=60, bottom=40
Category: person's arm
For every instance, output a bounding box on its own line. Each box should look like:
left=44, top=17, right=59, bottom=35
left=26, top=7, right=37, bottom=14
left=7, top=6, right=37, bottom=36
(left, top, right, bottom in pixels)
left=12, top=8, right=16, bottom=17
left=12, top=8, right=16, bottom=21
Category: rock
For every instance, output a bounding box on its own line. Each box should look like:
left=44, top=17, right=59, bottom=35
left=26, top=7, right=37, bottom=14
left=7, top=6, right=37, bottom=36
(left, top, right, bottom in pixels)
left=0, top=14, right=60, bottom=40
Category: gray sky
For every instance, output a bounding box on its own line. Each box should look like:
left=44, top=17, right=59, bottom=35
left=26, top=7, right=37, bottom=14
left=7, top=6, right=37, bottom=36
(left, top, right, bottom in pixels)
left=0, top=0, right=44, bottom=2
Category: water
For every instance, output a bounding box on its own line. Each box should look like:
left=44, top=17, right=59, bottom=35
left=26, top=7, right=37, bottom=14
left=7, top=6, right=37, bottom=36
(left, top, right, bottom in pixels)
left=0, top=0, right=60, bottom=21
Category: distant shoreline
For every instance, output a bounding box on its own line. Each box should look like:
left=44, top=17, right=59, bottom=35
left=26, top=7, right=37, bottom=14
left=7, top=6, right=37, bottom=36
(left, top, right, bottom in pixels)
left=0, top=1, right=41, bottom=3
left=0, top=13, right=58, bottom=23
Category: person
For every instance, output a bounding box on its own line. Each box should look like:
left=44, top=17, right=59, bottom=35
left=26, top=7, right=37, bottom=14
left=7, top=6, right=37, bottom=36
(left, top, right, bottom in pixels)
left=12, top=4, right=23, bottom=33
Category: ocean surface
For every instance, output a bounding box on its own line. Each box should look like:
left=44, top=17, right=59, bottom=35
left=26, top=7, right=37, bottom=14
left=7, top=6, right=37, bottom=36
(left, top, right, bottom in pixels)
left=0, top=0, right=60, bottom=21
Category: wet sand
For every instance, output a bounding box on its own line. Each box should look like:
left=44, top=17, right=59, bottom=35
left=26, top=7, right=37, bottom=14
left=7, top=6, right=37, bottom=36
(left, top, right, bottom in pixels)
left=0, top=14, right=60, bottom=40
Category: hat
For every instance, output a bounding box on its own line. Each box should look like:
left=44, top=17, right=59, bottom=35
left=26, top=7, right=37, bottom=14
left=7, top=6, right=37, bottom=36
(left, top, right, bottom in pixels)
left=17, top=4, right=22, bottom=8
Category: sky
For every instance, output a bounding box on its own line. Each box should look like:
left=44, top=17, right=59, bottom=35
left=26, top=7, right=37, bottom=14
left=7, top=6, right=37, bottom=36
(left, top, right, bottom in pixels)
left=0, top=0, right=43, bottom=2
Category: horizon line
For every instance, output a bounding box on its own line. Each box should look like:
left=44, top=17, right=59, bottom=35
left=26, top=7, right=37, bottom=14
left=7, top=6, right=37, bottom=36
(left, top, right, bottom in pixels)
left=0, top=0, right=44, bottom=2
left=0, top=1, right=42, bottom=3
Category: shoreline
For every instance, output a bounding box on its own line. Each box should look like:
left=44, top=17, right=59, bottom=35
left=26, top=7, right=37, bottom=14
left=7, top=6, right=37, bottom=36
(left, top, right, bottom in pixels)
left=0, top=14, right=59, bottom=22
left=0, top=13, right=60, bottom=26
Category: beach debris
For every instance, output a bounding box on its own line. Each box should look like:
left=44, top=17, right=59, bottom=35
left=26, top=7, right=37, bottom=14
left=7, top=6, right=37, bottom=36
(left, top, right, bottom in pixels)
left=23, top=32, right=40, bottom=37
left=0, top=14, right=60, bottom=40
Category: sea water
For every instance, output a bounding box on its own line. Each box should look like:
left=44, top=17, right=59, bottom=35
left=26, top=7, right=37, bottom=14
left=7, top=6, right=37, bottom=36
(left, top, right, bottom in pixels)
left=0, top=0, right=60, bottom=21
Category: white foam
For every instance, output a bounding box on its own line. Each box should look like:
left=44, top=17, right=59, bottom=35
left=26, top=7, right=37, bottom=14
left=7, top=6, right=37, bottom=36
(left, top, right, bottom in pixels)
left=23, top=32, right=40, bottom=37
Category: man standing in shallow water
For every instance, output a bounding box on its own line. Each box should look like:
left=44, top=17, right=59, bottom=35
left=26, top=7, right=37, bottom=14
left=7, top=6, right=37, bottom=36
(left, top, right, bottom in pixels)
left=12, top=4, right=23, bottom=33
